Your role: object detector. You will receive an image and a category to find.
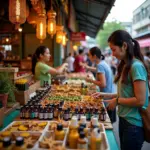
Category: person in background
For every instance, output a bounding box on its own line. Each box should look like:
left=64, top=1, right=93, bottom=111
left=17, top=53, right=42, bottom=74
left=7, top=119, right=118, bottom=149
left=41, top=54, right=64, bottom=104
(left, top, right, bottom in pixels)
left=83, top=47, right=116, bottom=123
left=65, top=53, right=75, bottom=72
left=32, top=46, right=68, bottom=86
left=93, top=30, right=149, bottom=150
left=74, top=49, right=85, bottom=72
left=144, top=51, right=150, bottom=72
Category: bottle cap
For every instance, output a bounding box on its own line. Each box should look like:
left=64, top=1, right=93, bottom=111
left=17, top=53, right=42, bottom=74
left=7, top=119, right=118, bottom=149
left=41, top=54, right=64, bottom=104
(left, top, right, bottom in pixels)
left=57, top=123, right=63, bottom=131
left=91, top=117, right=99, bottom=126
left=78, top=126, right=84, bottom=133
left=70, top=116, right=78, bottom=127
left=3, top=137, right=11, bottom=147
left=80, top=116, right=86, bottom=124
left=16, top=136, right=24, bottom=146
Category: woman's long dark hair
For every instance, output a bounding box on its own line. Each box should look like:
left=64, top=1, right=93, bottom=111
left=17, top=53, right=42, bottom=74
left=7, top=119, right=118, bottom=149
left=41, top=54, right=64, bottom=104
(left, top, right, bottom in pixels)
left=108, top=30, right=148, bottom=84
left=89, top=47, right=105, bottom=60
left=32, top=46, right=48, bottom=74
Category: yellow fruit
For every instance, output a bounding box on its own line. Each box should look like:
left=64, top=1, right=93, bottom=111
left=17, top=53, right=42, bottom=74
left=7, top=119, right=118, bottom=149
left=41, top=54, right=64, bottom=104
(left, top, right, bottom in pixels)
left=1, top=131, right=11, bottom=137
left=38, top=122, right=47, bottom=127
left=20, top=132, right=30, bottom=138
left=18, top=125, right=28, bottom=131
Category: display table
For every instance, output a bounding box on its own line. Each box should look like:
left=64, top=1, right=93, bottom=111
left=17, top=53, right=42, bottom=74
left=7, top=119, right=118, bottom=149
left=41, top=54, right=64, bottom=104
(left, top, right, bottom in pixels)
left=0, top=110, right=119, bottom=150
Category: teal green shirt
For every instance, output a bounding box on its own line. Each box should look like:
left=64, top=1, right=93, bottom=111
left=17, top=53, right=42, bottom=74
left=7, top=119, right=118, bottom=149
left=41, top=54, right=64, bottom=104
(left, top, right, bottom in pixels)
left=118, top=59, right=149, bottom=127
left=35, top=62, right=51, bottom=86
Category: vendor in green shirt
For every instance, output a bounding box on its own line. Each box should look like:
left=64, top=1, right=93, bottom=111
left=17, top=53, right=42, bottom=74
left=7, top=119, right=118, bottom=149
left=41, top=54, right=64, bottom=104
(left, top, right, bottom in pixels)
left=32, top=46, right=68, bottom=86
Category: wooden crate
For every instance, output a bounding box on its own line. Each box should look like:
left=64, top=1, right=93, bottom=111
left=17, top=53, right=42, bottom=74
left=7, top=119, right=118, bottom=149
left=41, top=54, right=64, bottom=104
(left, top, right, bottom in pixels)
left=15, top=81, right=40, bottom=105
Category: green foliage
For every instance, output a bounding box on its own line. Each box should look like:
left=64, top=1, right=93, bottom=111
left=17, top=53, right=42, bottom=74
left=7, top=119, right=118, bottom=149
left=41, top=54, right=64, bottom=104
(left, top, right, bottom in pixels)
left=0, top=72, right=17, bottom=103
left=96, top=21, right=125, bottom=50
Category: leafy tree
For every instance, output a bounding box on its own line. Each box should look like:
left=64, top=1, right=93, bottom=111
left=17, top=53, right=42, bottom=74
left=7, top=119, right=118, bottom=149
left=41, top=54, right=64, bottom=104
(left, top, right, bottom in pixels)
left=96, top=21, right=125, bottom=50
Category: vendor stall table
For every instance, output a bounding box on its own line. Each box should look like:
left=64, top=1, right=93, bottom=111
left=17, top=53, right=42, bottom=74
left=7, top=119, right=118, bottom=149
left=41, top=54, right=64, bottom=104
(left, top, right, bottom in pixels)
left=0, top=110, right=119, bottom=150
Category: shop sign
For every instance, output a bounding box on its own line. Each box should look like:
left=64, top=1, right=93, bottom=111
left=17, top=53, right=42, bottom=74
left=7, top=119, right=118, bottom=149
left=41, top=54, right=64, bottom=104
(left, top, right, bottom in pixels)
left=71, top=32, right=86, bottom=41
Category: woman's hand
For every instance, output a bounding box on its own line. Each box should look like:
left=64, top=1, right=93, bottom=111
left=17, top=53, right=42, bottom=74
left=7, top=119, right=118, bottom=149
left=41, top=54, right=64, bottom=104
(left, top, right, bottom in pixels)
left=105, top=98, right=117, bottom=110
left=91, top=92, right=101, bottom=98
left=85, top=77, right=92, bottom=83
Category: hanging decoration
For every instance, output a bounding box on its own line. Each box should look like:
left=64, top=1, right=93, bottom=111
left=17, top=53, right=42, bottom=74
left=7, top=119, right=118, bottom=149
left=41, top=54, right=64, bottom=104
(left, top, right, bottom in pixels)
left=9, top=0, right=26, bottom=30
left=47, top=0, right=56, bottom=38
left=36, top=10, right=47, bottom=43
left=27, top=8, right=38, bottom=26
left=56, top=26, right=64, bottom=44
left=62, top=31, right=67, bottom=46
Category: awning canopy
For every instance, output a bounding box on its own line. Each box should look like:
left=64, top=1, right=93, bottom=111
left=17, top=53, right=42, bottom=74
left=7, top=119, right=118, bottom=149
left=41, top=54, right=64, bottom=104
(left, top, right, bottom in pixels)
left=72, top=0, right=116, bottom=38
left=137, top=38, right=150, bottom=48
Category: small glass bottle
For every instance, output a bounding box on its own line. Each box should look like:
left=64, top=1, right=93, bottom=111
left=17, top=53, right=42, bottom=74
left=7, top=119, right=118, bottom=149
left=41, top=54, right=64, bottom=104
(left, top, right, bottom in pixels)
left=29, top=106, right=35, bottom=119
left=20, top=106, right=25, bottom=119
left=12, top=137, right=26, bottom=150
left=24, top=106, right=29, bottom=119
left=55, top=124, right=65, bottom=141
left=93, top=108, right=99, bottom=119
left=99, top=107, right=106, bottom=121
left=63, top=109, right=69, bottom=121
left=79, top=107, right=84, bottom=120
left=43, top=107, right=48, bottom=120
left=85, top=107, right=91, bottom=121
left=2, top=137, right=12, bottom=150
left=34, top=106, right=39, bottom=119
left=68, top=107, right=72, bottom=120
left=77, top=131, right=88, bottom=150
left=39, top=106, right=44, bottom=120
left=48, top=106, right=54, bottom=120
left=74, top=107, right=79, bottom=120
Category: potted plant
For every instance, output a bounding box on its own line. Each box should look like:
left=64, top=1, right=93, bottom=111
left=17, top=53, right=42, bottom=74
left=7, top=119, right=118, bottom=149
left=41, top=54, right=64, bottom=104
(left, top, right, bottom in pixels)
left=0, top=72, right=17, bottom=108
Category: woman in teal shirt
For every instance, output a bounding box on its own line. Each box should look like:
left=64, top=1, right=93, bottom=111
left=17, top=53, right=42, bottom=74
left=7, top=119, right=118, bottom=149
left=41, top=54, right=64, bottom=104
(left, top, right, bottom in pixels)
left=93, top=30, right=149, bottom=150
left=32, top=46, right=67, bottom=86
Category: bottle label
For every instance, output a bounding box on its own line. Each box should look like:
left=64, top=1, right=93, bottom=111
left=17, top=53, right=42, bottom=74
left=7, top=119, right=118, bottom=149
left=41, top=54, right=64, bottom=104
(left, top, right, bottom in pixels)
left=94, top=114, right=99, bottom=119
left=77, top=143, right=88, bottom=149
left=35, top=112, right=38, bottom=118
left=48, top=113, right=53, bottom=119
left=44, top=113, right=48, bottom=119
left=96, top=140, right=101, bottom=149
left=31, top=112, right=35, bottom=118
left=63, top=114, right=69, bottom=120
left=39, top=113, right=44, bottom=119
left=25, top=112, right=29, bottom=118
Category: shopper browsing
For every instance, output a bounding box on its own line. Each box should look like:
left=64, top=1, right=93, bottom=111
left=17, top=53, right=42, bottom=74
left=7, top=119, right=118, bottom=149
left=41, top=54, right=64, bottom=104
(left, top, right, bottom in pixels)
left=93, top=30, right=149, bottom=150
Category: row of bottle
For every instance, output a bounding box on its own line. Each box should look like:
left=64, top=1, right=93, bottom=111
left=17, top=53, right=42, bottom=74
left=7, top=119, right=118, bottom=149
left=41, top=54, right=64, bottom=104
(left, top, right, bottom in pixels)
left=68, top=116, right=102, bottom=150
left=0, top=136, right=26, bottom=150
left=20, top=105, right=106, bottom=122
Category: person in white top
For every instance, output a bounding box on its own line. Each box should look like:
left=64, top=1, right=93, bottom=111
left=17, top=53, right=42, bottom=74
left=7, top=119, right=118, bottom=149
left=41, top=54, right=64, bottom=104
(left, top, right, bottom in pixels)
left=65, top=53, right=75, bottom=72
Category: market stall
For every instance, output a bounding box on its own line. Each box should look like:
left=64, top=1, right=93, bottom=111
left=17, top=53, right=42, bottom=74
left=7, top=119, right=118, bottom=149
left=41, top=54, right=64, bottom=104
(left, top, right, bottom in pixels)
left=0, top=73, right=119, bottom=150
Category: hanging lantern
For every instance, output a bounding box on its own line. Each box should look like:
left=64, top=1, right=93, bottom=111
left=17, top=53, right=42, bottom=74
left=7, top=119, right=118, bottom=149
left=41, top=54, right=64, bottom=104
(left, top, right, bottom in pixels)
left=27, top=8, right=38, bottom=25
left=47, top=9, right=56, bottom=38
left=62, top=32, right=67, bottom=46
left=56, top=26, right=64, bottom=44
left=9, top=0, right=26, bottom=29
left=36, top=12, right=47, bottom=43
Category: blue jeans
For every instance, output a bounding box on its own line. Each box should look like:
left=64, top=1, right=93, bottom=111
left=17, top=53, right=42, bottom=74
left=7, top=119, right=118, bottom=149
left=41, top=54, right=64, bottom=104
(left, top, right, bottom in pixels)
left=119, top=117, right=144, bottom=150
